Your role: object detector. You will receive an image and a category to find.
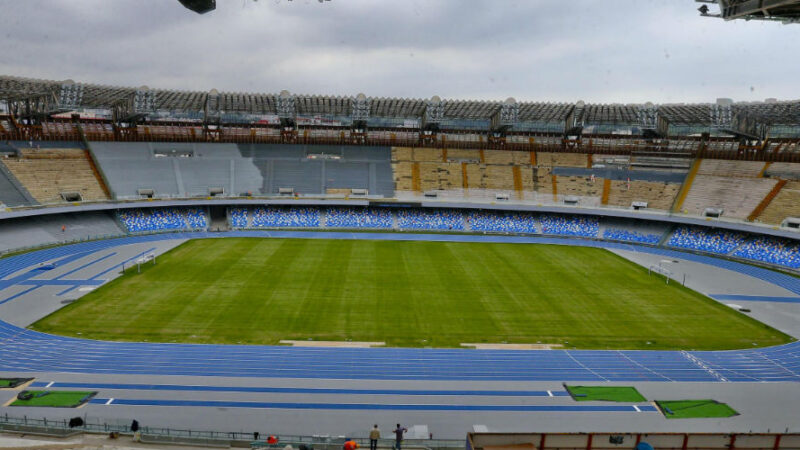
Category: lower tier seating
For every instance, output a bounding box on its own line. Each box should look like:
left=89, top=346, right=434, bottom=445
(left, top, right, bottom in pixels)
left=467, top=211, right=537, bottom=234
left=666, top=226, right=745, bottom=254
left=118, top=208, right=207, bottom=232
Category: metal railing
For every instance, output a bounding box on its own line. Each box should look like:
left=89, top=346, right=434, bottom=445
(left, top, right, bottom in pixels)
left=0, top=414, right=465, bottom=450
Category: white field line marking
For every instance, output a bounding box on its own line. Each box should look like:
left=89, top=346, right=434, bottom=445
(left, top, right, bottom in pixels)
left=633, top=405, right=641, bottom=412
left=45, top=382, right=54, bottom=388
left=547, top=390, right=553, bottom=397
left=105, top=398, right=114, bottom=405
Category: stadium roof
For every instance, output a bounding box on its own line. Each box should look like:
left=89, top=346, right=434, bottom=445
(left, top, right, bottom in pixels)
left=697, top=0, right=800, bottom=23
left=1, top=74, right=799, bottom=127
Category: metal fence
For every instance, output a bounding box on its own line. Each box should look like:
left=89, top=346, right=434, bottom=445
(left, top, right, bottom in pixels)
left=0, top=413, right=465, bottom=449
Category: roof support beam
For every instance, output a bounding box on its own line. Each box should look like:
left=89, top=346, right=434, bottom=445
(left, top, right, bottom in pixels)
left=276, top=90, right=297, bottom=142
left=489, top=98, right=518, bottom=145
left=420, top=96, right=444, bottom=144
left=350, top=93, right=370, bottom=144
left=565, top=101, right=585, bottom=137
left=720, top=0, right=799, bottom=19
left=112, top=88, right=155, bottom=139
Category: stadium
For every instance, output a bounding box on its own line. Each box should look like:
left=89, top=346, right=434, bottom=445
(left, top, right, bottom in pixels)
left=2, top=2, right=800, bottom=449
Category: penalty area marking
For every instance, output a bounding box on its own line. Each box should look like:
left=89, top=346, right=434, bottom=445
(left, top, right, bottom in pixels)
left=461, top=343, right=564, bottom=350
left=279, top=340, right=386, bottom=348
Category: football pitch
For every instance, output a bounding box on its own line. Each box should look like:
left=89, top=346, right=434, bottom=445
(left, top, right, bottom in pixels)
left=31, top=238, right=791, bottom=349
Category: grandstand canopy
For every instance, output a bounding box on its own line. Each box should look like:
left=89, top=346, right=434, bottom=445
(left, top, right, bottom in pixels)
left=697, top=0, right=800, bottom=23
left=1, top=75, right=799, bottom=133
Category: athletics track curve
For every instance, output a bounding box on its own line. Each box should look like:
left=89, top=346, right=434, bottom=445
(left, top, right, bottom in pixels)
left=1, top=231, right=799, bottom=383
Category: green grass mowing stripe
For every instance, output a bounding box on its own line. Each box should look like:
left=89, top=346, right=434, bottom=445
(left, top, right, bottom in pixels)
left=565, top=386, right=647, bottom=402
left=30, top=238, right=793, bottom=350
left=656, top=400, right=738, bottom=419
left=11, top=391, right=96, bottom=408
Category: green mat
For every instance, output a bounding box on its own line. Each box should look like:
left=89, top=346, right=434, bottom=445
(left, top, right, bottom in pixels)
left=0, top=378, right=33, bottom=388
left=656, top=400, right=738, bottom=419
left=10, top=391, right=96, bottom=408
left=565, top=385, right=647, bottom=402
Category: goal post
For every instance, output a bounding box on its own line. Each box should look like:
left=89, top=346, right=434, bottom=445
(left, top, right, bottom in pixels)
left=134, top=253, right=156, bottom=273
left=648, top=264, right=672, bottom=284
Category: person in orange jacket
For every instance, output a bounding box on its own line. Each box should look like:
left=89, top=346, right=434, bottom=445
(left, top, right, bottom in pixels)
left=343, top=438, right=360, bottom=450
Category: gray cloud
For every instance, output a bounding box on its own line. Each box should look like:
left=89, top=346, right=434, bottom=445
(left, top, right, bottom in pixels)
left=0, top=0, right=798, bottom=104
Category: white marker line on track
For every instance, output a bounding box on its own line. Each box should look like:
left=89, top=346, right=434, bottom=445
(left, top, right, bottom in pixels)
left=546, top=390, right=553, bottom=397
left=45, top=382, right=54, bottom=388
left=105, top=398, right=114, bottom=405
left=633, top=405, right=641, bottom=412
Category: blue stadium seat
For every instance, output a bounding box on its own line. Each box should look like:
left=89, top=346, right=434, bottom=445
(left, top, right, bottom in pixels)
left=734, top=237, right=800, bottom=269
left=666, top=226, right=745, bottom=254
left=467, top=211, right=537, bottom=234
left=118, top=208, right=207, bottom=232
left=603, top=228, right=660, bottom=244
left=540, top=215, right=599, bottom=237
left=251, top=207, right=320, bottom=228
left=229, top=207, right=248, bottom=228
left=397, top=209, right=464, bottom=231
left=325, top=207, right=393, bottom=229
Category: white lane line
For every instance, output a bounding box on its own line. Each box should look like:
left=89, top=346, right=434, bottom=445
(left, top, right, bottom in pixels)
left=45, top=382, right=54, bottom=388
left=105, top=398, right=114, bottom=405
left=633, top=405, right=641, bottom=412
left=546, top=390, right=553, bottom=397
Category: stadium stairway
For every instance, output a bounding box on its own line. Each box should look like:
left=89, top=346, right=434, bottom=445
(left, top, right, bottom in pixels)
left=672, top=158, right=701, bottom=213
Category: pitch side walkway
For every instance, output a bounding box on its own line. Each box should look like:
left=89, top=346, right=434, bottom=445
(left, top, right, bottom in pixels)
left=1, top=231, right=799, bottom=382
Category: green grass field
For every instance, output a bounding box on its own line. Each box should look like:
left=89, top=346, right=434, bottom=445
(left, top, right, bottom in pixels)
left=11, top=391, right=96, bottom=408
left=656, top=400, right=738, bottom=419
left=31, top=238, right=791, bottom=349
left=566, top=386, right=647, bottom=402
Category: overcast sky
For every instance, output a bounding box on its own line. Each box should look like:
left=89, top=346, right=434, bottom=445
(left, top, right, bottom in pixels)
left=1, top=0, right=798, bottom=104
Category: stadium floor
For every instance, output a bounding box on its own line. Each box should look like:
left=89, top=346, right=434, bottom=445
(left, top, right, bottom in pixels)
left=3, top=231, right=800, bottom=437
left=0, top=230, right=799, bottom=383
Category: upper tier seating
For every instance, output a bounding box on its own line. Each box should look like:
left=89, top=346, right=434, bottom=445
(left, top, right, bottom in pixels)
left=0, top=161, right=32, bottom=207
left=467, top=211, right=537, bottom=234
left=118, top=208, right=207, bottom=232
left=251, top=207, right=320, bottom=228
left=666, top=226, right=745, bottom=254
left=758, top=181, right=800, bottom=225
left=606, top=180, right=681, bottom=211
left=681, top=175, right=778, bottom=219
left=555, top=175, right=603, bottom=206
left=397, top=208, right=464, bottom=231
left=765, top=162, right=800, bottom=180
left=733, top=237, right=800, bottom=269
left=539, top=215, right=599, bottom=237
left=696, top=160, right=765, bottom=178
left=91, top=143, right=394, bottom=199
left=391, top=147, right=535, bottom=199
left=325, top=207, right=393, bottom=229
left=536, top=152, right=589, bottom=168
left=1, top=148, right=109, bottom=204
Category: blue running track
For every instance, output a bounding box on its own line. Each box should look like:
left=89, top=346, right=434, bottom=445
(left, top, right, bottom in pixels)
left=86, top=398, right=658, bottom=412
left=1, top=231, right=799, bottom=382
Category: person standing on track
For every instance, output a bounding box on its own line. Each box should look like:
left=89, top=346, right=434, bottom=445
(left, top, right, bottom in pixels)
left=393, top=424, right=407, bottom=450
left=369, top=424, right=381, bottom=450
